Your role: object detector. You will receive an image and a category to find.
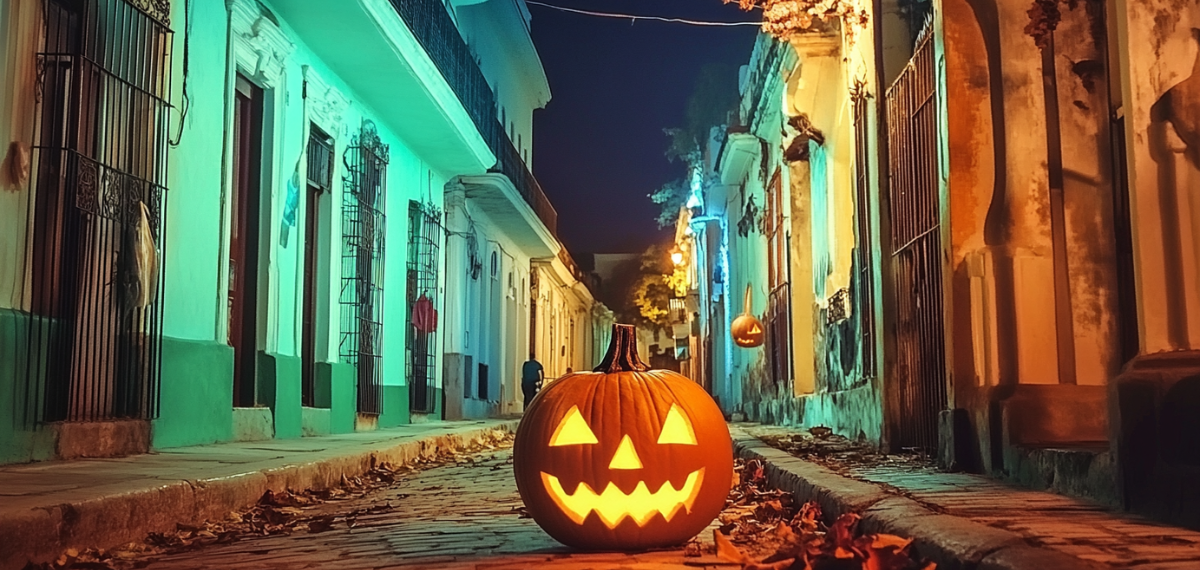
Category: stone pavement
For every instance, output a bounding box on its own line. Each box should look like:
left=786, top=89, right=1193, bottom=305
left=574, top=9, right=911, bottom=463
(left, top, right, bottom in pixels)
left=740, top=424, right=1200, bottom=570
left=134, top=448, right=729, bottom=570
left=0, top=420, right=518, bottom=570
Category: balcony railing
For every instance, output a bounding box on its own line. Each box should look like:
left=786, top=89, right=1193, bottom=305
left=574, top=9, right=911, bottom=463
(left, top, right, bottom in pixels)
left=491, top=130, right=558, bottom=236
left=390, top=0, right=557, bottom=238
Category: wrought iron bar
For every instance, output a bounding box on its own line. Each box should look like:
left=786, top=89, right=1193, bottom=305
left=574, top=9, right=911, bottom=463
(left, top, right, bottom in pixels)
left=340, top=121, right=388, bottom=416
left=853, top=87, right=878, bottom=380
left=22, top=0, right=171, bottom=425
left=406, top=200, right=442, bottom=414
left=884, top=32, right=946, bottom=452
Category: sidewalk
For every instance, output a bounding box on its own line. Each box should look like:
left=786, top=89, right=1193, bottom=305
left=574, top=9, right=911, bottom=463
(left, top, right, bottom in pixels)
left=733, top=424, right=1200, bottom=570
left=0, top=419, right=517, bottom=570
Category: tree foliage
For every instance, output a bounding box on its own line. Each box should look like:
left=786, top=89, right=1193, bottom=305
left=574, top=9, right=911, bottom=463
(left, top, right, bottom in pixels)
left=649, top=177, right=690, bottom=229
left=726, top=0, right=871, bottom=44
left=650, top=64, right=740, bottom=228
left=600, top=243, right=677, bottom=334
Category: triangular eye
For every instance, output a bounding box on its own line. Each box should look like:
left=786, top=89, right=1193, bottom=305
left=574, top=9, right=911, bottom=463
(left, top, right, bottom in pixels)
left=549, top=405, right=598, bottom=446
left=657, top=404, right=698, bottom=445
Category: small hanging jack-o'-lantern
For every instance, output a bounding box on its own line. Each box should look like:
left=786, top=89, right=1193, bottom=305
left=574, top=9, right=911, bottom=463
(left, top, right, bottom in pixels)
left=513, top=324, right=733, bottom=551
left=731, top=284, right=765, bottom=348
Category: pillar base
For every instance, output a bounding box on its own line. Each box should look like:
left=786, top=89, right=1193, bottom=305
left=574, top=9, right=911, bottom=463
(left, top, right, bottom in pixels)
left=1111, top=351, right=1200, bottom=530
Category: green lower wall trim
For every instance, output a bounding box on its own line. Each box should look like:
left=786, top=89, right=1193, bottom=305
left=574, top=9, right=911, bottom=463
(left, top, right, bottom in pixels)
left=259, top=352, right=302, bottom=439
left=152, top=337, right=234, bottom=449
left=407, top=387, right=443, bottom=422
left=318, top=362, right=357, bottom=434
left=0, top=309, right=56, bottom=465
left=379, top=385, right=410, bottom=428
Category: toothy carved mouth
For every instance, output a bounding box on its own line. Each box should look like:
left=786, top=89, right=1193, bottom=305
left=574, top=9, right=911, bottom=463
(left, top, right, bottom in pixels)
left=540, top=468, right=706, bottom=527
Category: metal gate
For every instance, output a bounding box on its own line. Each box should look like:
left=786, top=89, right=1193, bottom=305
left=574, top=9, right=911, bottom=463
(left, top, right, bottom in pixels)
left=885, top=32, right=948, bottom=451
left=340, top=121, right=387, bottom=416
left=406, top=200, right=441, bottom=414
left=22, top=0, right=172, bottom=424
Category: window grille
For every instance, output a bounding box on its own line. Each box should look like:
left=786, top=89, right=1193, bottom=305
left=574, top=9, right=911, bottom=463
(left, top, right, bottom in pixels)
left=852, top=85, right=879, bottom=380
left=22, top=0, right=173, bottom=424
left=886, top=33, right=947, bottom=451
left=340, top=120, right=387, bottom=416
left=406, top=200, right=441, bottom=413
left=764, top=169, right=792, bottom=387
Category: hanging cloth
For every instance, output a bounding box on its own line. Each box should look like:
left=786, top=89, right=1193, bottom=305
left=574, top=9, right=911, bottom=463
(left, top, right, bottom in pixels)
left=412, top=294, right=438, bottom=333
left=133, top=201, right=159, bottom=308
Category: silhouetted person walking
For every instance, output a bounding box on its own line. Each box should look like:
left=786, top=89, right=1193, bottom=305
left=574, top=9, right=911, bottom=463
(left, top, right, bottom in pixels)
left=521, top=353, right=544, bottom=410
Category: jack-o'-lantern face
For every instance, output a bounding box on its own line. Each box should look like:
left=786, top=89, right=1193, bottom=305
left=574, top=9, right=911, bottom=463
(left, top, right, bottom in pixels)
left=513, top=324, right=733, bottom=551
left=732, top=315, right=765, bottom=347
left=731, top=284, right=765, bottom=348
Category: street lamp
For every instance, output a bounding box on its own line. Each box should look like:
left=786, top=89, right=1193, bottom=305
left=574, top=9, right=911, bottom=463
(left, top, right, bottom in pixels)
left=671, top=250, right=685, bottom=266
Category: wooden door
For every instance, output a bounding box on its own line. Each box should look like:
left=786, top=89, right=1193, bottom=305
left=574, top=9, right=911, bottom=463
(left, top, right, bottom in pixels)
left=230, top=75, right=264, bottom=408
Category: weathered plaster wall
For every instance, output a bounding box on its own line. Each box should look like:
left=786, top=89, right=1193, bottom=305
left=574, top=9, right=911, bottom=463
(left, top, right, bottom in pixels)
left=1116, top=0, right=1200, bottom=353
left=938, top=0, right=1124, bottom=473
left=724, top=24, right=887, bottom=447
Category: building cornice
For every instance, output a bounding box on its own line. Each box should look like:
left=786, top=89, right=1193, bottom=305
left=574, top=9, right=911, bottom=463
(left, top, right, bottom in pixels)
left=228, top=0, right=295, bottom=87
left=302, top=65, right=350, bottom=137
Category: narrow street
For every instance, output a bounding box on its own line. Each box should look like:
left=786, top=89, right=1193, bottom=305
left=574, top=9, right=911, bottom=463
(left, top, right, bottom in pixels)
left=122, top=446, right=726, bottom=570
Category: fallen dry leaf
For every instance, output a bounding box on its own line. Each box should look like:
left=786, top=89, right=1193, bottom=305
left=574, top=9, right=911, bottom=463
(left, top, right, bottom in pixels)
left=715, top=530, right=750, bottom=564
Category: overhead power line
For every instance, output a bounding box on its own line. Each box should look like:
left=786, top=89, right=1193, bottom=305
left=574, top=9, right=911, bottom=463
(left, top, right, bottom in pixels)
left=526, top=1, right=762, bottom=27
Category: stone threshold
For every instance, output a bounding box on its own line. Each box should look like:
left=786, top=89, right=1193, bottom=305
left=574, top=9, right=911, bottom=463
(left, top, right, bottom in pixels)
left=0, top=420, right=518, bottom=570
left=732, top=426, right=1106, bottom=570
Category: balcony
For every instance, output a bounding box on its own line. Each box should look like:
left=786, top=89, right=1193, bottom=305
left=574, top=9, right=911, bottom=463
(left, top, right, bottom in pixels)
left=269, top=0, right=494, bottom=174
left=269, top=0, right=568, bottom=237
left=391, top=0, right=557, bottom=239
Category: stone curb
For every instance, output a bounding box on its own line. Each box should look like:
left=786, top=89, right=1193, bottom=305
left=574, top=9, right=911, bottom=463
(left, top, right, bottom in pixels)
left=731, top=427, right=1106, bottom=570
left=1, top=421, right=518, bottom=570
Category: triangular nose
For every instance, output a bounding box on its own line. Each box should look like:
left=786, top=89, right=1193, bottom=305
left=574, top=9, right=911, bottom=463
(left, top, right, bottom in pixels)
left=608, top=435, right=643, bottom=469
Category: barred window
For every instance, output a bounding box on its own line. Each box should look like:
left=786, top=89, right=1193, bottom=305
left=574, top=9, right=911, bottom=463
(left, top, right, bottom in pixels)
left=23, top=0, right=173, bottom=423
left=340, top=121, right=388, bottom=415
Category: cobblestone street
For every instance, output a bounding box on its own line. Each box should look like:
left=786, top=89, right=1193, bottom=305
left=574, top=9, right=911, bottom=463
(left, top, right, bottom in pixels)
left=136, top=446, right=727, bottom=570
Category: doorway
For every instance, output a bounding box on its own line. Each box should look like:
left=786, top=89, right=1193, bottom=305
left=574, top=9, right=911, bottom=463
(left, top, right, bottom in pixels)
left=230, top=74, right=265, bottom=408
left=302, top=126, right=334, bottom=407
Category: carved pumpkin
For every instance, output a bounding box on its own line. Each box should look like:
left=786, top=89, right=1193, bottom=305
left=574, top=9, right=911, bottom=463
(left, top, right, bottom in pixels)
left=731, top=284, right=765, bottom=348
left=513, top=324, right=733, bottom=551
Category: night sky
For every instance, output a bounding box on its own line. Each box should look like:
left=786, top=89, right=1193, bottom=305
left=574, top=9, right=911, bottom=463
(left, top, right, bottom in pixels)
left=529, top=0, right=759, bottom=255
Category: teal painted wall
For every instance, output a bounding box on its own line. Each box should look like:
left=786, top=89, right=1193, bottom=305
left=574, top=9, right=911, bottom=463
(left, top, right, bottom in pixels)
left=0, top=310, right=56, bottom=464
left=319, top=362, right=357, bottom=434
left=152, top=337, right=235, bottom=449
left=379, top=385, right=411, bottom=428
left=258, top=352, right=302, bottom=439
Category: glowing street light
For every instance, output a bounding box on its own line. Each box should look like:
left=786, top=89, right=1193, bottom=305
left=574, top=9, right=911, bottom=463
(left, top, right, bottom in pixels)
left=671, top=250, right=685, bottom=266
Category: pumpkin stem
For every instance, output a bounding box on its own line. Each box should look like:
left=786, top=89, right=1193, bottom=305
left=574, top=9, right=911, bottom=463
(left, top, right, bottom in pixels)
left=743, top=284, right=753, bottom=315
left=594, top=324, right=649, bottom=373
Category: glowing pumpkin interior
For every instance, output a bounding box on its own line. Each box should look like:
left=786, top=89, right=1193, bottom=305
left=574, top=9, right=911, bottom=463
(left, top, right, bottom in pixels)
left=541, top=403, right=704, bottom=528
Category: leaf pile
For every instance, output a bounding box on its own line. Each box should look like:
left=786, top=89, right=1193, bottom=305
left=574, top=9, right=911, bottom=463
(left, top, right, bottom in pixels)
left=24, top=430, right=515, bottom=570
left=714, top=459, right=934, bottom=570
left=756, top=427, right=933, bottom=476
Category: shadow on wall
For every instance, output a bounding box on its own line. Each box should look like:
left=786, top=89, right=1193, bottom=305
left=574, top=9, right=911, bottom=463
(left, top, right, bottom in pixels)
left=1149, top=27, right=1200, bottom=349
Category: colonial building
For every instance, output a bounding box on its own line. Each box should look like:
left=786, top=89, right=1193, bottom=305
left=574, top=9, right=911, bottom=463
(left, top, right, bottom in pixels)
left=0, top=0, right=605, bottom=465
left=682, top=0, right=1200, bottom=529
